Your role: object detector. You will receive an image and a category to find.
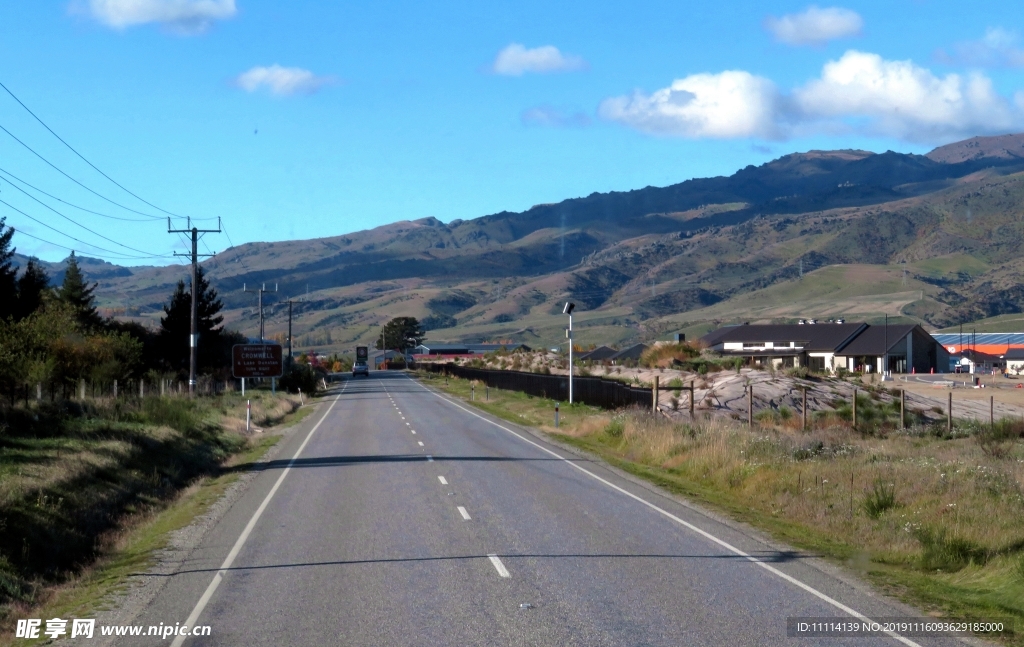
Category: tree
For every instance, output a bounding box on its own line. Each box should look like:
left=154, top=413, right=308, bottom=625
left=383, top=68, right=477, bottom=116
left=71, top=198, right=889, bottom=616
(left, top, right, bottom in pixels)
left=57, top=252, right=103, bottom=330
left=15, top=258, right=49, bottom=321
left=0, top=217, right=17, bottom=321
left=158, top=266, right=226, bottom=374
left=375, top=317, right=424, bottom=352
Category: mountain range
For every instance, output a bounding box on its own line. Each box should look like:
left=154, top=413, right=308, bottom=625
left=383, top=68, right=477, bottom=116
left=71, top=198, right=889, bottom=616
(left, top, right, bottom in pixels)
left=16, top=132, right=1024, bottom=353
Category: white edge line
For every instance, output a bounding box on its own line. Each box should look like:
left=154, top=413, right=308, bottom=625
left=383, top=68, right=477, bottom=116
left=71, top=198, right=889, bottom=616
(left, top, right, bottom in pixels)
left=487, top=553, right=511, bottom=578
left=170, top=383, right=346, bottom=647
left=457, top=506, right=471, bottom=520
left=408, top=375, right=921, bottom=647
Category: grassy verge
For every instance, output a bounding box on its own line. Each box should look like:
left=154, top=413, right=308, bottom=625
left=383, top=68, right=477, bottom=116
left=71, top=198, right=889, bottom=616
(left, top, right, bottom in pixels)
left=0, top=389, right=314, bottom=642
left=418, top=371, right=1024, bottom=645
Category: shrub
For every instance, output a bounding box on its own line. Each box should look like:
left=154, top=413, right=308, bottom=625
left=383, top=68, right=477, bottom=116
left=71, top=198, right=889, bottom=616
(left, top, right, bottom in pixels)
left=862, top=480, right=898, bottom=519
left=605, top=417, right=625, bottom=437
left=915, top=527, right=987, bottom=571
left=278, top=364, right=321, bottom=394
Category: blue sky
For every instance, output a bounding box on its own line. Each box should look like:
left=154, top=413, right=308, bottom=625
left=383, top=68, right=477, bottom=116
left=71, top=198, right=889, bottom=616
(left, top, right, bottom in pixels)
left=1, top=1, right=1023, bottom=265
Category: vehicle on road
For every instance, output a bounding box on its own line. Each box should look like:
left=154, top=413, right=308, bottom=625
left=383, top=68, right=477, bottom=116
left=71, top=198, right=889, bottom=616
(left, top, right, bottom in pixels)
left=353, top=346, right=369, bottom=376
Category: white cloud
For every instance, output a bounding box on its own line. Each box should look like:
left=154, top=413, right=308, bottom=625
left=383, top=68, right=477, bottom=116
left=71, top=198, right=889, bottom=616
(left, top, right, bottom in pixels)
left=521, top=106, right=590, bottom=128
left=938, top=27, right=1024, bottom=68
left=795, top=50, right=1017, bottom=141
left=235, top=65, right=336, bottom=96
left=491, top=43, right=586, bottom=76
left=765, top=5, right=863, bottom=46
left=601, top=50, right=1024, bottom=144
left=85, top=0, right=236, bottom=34
left=598, top=71, right=782, bottom=139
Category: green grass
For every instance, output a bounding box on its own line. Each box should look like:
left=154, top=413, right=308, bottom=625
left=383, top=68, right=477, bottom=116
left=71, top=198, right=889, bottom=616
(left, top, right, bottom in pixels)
left=0, top=391, right=308, bottom=642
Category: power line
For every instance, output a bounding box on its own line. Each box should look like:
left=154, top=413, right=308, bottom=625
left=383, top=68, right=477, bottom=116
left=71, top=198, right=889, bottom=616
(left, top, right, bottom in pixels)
left=0, top=121, right=165, bottom=220
left=0, top=165, right=156, bottom=222
left=0, top=79, right=216, bottom=222
left=0, top=198, right=171, bottom=259
left=0, top=176, right=171, bottom=257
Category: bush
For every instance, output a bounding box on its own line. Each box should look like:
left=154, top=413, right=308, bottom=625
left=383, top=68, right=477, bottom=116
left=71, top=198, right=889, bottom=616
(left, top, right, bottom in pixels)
left=862, top=480, right=898, bottom=519
left=278, top=364, right=321, bottom=394
left=605, top=417, right=625, bottom=437
left=915, top=527, right=987, bottom=571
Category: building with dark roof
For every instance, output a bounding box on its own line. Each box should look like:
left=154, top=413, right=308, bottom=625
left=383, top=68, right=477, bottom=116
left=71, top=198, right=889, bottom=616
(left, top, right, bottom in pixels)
left=608, top=343, right=648, bottom=363
left=700, top=322, right=948, bottom=374
left=578, top=345, right=618, bottom=362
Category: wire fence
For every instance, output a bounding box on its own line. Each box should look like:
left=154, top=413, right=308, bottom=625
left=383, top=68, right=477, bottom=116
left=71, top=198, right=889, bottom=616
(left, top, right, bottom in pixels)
left=422, top=362, right=652, bottom=410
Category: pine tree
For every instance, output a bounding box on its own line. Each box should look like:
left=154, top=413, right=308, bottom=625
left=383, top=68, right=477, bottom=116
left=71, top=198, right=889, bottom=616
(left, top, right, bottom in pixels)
left=159, top=266, right=225, bottom=373
left=0, top=217, right=17, bottom=321
left=15, top=258, right=49, bottom=320
left=57, top=252, right=103, bottom=329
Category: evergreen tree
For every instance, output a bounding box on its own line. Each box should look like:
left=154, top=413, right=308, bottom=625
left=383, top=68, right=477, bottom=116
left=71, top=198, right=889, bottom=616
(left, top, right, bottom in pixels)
left=375, top=316, right=424, bottom=352
left=0, top=217, right=17, bottom=321
left=57, top=252, right=103, bottom=329
left=158, top=266, right=225, bottom=373
left=15, top=258, right=49, bottom=320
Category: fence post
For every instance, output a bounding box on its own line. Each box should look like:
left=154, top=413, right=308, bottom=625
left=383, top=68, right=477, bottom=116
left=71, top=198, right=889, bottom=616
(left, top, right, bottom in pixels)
left=947, top=391, right=952, bottom=434
left=748, top=385, right=753, bottom=429
left=900, top=389, right=905, bottom=430
left=140, top=379, right=145, bottom=399
left=990, top=395, right=994, bottom=430
left=852, top=388, right=857, bottom=428
left=35, top=383, right=41, bottom=402
left=472, top=384, right=475, bottom=401
left=79, top=378, right=85, bottom=400
left=652, top=375, right=659, bottom=412
left=113, top=379, right=118, bottom=398
left=486, top=385, right=489, bottom=401
left=689, top=382, right=695, bottom=418
left=802, top=388, right=807, bottom=431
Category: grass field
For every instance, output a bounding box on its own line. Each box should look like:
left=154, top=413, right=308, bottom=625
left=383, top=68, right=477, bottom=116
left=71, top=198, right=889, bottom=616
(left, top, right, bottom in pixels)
left=0, top=389, right=311, bottom=642
left=421, top=371, right=1024, bottom=645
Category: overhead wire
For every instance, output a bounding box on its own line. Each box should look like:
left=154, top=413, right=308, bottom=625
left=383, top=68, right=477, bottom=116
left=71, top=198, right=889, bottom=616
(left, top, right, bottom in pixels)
left=0, top=176, right=171, bottom=257
left=0, top=166, right=157, bottom=222
left=0, top=121, right=165, bottom=220
left=0, top=79, right=217, bottom=222
left=0, top=198, right=172, bottom=260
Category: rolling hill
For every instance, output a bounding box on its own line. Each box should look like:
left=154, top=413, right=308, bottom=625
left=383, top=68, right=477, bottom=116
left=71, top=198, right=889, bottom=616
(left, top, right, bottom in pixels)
left=16, top=133, right=1024, bottom=355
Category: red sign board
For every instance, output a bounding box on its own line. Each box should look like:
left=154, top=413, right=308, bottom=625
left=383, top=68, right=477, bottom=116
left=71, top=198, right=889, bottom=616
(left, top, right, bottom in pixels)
left=232, top=344, right=284, bottom=378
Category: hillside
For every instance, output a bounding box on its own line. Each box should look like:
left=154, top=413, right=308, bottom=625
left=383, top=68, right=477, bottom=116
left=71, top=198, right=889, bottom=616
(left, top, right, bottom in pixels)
left=19, top=133, right=1024, bottom=354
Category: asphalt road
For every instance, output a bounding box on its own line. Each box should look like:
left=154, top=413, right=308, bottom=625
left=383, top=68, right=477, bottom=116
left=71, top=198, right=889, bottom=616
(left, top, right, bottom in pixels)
left=113, top=372, right=971, bottom=646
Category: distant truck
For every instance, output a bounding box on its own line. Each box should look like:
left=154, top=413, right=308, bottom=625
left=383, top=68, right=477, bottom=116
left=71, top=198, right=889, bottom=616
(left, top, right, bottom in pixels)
left=353, top=346, right=369, bottom=377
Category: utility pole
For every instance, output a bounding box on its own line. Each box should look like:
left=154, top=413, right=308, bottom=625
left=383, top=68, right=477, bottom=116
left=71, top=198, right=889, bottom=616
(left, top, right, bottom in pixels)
left=243, top=283, right=278, bottom=343
left=280, top=298, right=304, bottom=368
left=168, top=217, right=221, bottom=396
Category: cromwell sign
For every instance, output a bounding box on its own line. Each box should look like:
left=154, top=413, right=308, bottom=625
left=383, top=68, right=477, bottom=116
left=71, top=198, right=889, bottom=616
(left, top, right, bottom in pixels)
left=232, top=344, right=284, bottom=378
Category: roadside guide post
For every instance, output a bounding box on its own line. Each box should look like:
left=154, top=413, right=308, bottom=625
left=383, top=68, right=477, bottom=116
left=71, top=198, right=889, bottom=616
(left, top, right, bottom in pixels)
left=246, top=400, right=251, bottom=433
left=555, top=402, right=559, bottom=428
left=652, top=376, right=659, bottom=412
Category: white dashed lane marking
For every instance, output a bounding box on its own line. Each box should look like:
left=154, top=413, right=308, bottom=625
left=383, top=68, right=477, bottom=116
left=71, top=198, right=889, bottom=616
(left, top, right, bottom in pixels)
left=438, top=476, right=448, bottom=485
left=417, top=441, right=424, bottom=446
left=487, top=554, right=510, bottom=578
left=457, top=506, right=471, bottom=520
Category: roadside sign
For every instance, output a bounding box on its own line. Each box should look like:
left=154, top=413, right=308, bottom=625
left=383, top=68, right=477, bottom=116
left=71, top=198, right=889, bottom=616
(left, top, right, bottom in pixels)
left=232, top=344, right=284, bottom=378
left=356, top=346, right=368, bottom=361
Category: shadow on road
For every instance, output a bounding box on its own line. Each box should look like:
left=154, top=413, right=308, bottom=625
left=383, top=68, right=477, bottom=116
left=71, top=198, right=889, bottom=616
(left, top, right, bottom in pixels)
left=139, top=549, right=812, bottom=578
left=227, top=453, right=582, bottom=473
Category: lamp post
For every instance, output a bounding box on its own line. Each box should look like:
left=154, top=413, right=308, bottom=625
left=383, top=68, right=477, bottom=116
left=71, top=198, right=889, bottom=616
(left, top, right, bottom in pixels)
left=564, top=302, right=575, bottom=404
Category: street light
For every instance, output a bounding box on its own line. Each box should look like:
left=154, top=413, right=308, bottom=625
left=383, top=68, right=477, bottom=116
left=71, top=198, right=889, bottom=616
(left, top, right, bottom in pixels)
left=563, top=302, right=575, bottom=403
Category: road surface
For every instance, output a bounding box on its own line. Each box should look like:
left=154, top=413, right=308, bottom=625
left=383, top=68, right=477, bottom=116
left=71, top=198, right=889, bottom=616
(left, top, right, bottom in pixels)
left=111, top=373, right=970, bottom=646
